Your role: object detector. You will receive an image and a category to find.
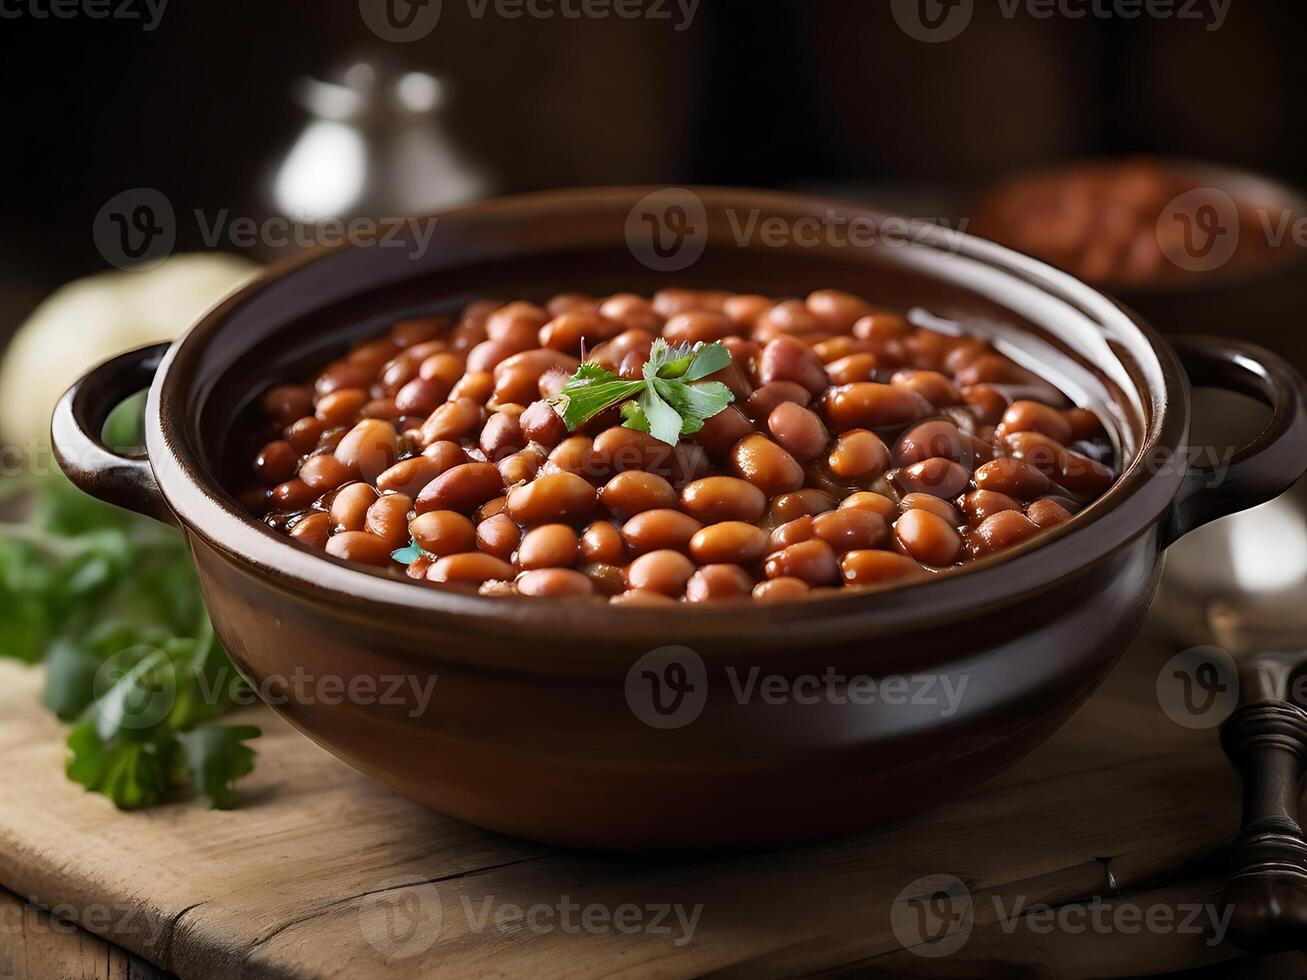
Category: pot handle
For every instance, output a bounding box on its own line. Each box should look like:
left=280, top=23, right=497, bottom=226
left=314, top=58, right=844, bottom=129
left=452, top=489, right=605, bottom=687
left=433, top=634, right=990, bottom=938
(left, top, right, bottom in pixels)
left=1165, top=335, right=1307, bottom=545
left=50, top=343, right=178, bottom=528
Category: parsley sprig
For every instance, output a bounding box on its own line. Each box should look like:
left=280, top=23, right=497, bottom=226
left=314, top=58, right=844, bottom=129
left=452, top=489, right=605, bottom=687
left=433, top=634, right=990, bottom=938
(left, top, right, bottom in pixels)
left=551, top=339, right=735, bottom=445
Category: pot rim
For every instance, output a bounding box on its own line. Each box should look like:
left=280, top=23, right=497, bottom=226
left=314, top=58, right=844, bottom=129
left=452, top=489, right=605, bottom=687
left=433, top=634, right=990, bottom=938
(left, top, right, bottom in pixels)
left=145, top=186, right=1190, bottom=646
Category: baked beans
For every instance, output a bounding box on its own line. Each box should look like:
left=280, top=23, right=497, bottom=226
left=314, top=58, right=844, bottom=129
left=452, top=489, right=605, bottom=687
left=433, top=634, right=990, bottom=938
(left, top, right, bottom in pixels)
left=240, top=290, right=1118, bottom=601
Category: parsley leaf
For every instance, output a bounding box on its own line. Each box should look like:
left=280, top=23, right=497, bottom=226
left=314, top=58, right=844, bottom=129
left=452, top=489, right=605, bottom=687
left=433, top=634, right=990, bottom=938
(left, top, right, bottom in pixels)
left=180, top=724, right=262, bottom=810
left=551, top=339, right=736, bottom=446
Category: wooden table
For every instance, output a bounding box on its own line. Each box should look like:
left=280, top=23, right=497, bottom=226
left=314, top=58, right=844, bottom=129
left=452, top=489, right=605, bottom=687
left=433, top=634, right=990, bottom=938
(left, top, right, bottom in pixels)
left=0, top=614, right=1303, bottom=979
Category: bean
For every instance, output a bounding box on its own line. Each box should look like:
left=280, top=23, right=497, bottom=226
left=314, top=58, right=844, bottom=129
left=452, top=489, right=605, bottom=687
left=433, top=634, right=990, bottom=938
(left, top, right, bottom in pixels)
left=289, top=512, right=330, bottom=550
left=591, top=328, right=655, bottom=371
left=693, top=405, right=757, bottom=459
left=466, top=338, right=528, bottom=374
left=768, top=402, right=828, bottom=463
left=547, top=435, right=601, bottom=477
left=581, top=562, right=630, bottom=596
left=539, top=311, right=620, bottom=352
left=974, top=458, right=1051, bottom=500
left=361, top=398, right=400, bottom=421
left=999, top=430, right=1067, bottom=479
left=998, top=400, right=1074, bottom=443
left=653, top=288, right=730, bottom=316
left=961, top=384, right=1009, bottom=426
left=840, top=549, right=925, bottom=587
left=420, top=397, right=483, bottom=445
left=334, top=419, right=398, bottom=481
left=285, top=417, right=324, bottom=454
left=476, top=514, right=521, bottom=561
left=729, top=434, right=804, bottom=496
left=498, top=448, right=544, bottom=486
left=271, top=479, right=318, bottom=510
left=493, top=349, right=579, bottom=407
left=517, top=524, right=579, bottom=570
left=507, top=471, right=597, bottom=525
left=806, top=289, right=875, bottom=332
left=685, top=564, right=753, bottom=602
left=1057, top=450, right=1114, bottom=499
left=600, top=471, right=676, bottom=519
left=486, top=301, right=551, bottom=341
left=1065, top=407, right=1104, bottom=441
left=451, top=370, right=495, bottom=403
left=852, top=312, right=911, bottom=342
left=892, top=370, right=961, bottom=408
left=892, top=458, right=971, bottom=500
left=825, top=353, right=879, bottom=385
left=610, top=589, right=677, bottom=607
left=477, top=495, right=509, bottom=522
left=316, top=360, right=373, bottom=397
left=812, top=337, right=874, bottom=364
left=254, top=440, right=297, bottom=484
left=479, top=412, right=526, bottom=461
left=621, top=510, right=703, bottom=556
left=415, top=462, right=504, bottom=515
left=958, top=489, right=1022, bottom=524
left=746, top=381, right=812, bottom=422
left=263, top=384, right=314, bottom=425
left=838, top=491, right=898, bottom=523
left=828, top=429, right=890, bottom=480
left=899, top=492, right=962, bottom=525
left=680, top=476, right=767, bottom=524
left=812, top=509, right=889, bottom=553
left=299, top=454, right=355, bottom=493
left=723, top=294, right=772, bottom=329
left=390, top=316, right=445, bottom=347
left=315, top=389, right=368, bottom=427
left=330, top=482, right=379, bottom=531
left=663, top=311, right=736, bottom=345
left=520, top=400, right=568, bottom=448
left=767, top=515, right=815, bottom=554
left=593, top=426, right=677, bottom=476
left=894, top=509, right=962, bottom=566
left=757, top=335, right=828, bottom=394
left=968, top=510, right=1042, bottom=558
left=894, top=420, right=971, bottom=467
left=516, top=568, right=595, bottom=597
left=348, top=338, right=400, bottom=374
left=690, top=522, right=769, bottom=564
left=428, top=552, right=516, bottom=584
left=378, top=455, right=449, bottom=496
left=580, top=521, right=626, bottom=564
left=824, top=383, right=932, bottom=432
left=1027, top=498, right=1074, bottom=529
left=767, top=489, right=837, bottom=524
left=365, top=493, right=414, bottom=547
left=763, top=539, right=839, bottom=585
left=547, top=293, right=599, bottom=316
left=625, top=550, right=696, bottom=596
left=395, top=377, right=448, bottom=417
left=325, top=530, right=394, bottom=566
left=752, top=577, right=810, bottom=602
left=410, top=510, right=476, bottom=556
left=754, top=300, right=821, bottom=339
left=598, top=294, right=660, bottom=333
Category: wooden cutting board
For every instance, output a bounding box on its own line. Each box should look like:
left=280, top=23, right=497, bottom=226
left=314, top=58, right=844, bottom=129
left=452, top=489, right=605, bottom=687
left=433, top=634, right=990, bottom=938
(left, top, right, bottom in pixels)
left=0, top=615, right=1276, bottom=980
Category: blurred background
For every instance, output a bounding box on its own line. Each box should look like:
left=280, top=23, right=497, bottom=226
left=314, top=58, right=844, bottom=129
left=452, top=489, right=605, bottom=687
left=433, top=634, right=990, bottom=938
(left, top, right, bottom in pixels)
left=3, top=0, right=1307, bottom=314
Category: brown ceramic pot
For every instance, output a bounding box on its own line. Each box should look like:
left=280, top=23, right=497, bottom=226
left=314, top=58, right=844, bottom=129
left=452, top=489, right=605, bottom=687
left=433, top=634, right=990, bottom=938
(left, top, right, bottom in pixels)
left=51, top=188, right=1307, bottom=850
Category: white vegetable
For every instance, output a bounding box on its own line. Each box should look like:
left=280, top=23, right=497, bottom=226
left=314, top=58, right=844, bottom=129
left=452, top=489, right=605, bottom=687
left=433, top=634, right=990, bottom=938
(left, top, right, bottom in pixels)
left=0, top=252, right=258, bottom=455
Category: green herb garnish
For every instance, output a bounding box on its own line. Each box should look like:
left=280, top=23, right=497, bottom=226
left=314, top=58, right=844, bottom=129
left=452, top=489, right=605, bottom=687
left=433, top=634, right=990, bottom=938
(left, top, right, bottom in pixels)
left=551, top=339, right=735, bottom=445
left=1, top=412, right=259, bottom=810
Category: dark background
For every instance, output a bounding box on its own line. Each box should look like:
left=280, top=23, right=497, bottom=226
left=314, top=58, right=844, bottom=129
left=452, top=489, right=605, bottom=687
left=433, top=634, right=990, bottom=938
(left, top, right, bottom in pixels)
left=0, top=0, right=1303, bottom=300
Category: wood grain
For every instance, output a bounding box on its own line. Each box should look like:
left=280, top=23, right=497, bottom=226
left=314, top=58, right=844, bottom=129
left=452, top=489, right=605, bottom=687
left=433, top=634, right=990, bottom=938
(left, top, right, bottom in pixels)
left=0, top=619, right=1286, bottom=979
